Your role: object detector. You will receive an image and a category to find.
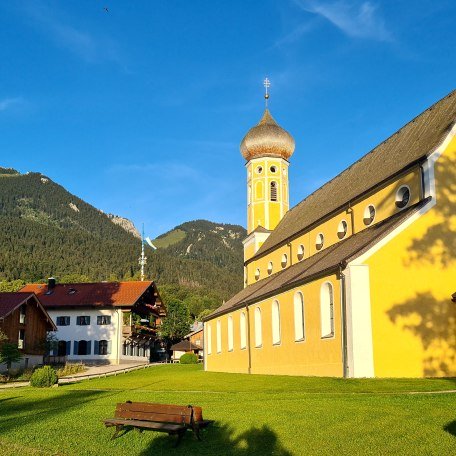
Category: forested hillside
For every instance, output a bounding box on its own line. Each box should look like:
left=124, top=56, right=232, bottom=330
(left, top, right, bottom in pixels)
left=0, top=168, right=246, bottom=316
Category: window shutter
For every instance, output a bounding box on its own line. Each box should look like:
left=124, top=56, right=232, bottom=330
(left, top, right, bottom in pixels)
left=94, top=340, right=99, bottom=355
left=66, top=341, right=71, bottom=356
left=76, top=316, right=81, bottom=325
left=73, top=341, right=79, bottom=355
left=87, top=340, right=92, bottom=355
left=107, top=340, right=112, bottom=355
left=87, top=316, right=91, bottom=325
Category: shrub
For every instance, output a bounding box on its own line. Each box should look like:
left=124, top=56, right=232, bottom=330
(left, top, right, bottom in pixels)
left=15, top=368, right=34, bottom=381
left=179, top=353, right=198, bottom=364
left=56, top=363, right=86, bottom=377
left=30, top=366, right=58, bottom=387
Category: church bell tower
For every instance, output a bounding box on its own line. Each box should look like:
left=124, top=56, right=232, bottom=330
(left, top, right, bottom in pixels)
left=240, top=79, right=295, bottom=264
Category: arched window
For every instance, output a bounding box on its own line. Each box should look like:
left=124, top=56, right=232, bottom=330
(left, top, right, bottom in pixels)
left=270, top=181, right=278, bottom=201
left=363, top=205, right=376, bottom=226
left=297, top=244, right=305, bottom=261
left=254, top=307, right=262, bottom=347
left=281, top=254, right=288, bottom=268
left=240, top=312, right=247, bottom=349
left=207, top=324, right=212, bottom=355
left=271, top=300, right=281, bottom=345
left=228, top=316, right=234, bottom=352
left=294, top=292, right=305, bottom=341
left=396, top=185, right=410, bottom=209
left=216, top=320, right=222, bottom=353
left=267, top=261, right=273, bottom=275
left=255, top=268, right=260, bottom=281
left=320, top=282, right=335, bottom=338
left=255, top=181, right=264, bottom=200
left=316, top=233, right=324, bottom=250
left=337, top=220, right=348, bottom=239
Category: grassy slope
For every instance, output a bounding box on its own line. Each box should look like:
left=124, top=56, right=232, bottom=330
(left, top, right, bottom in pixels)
left=153, top=228, right=187, bottom=248
left=0, top=365, right=455, bottom=456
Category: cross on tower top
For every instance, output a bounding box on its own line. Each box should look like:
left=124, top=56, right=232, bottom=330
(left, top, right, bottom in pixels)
left=263, top=77, right=270, bottom=106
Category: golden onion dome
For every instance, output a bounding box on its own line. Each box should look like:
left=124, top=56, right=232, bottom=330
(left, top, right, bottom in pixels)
left=240, top=109, right=295, bottom=161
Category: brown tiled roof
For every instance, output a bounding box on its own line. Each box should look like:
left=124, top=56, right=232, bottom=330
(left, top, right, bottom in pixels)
left=171, top=340, right=201, bottom=352
left=20, top=281, right=157, bottom=308
left=0, top=292, right=57, bottom=330
left=253, top=90, right=456, bottom=260
left=206, top=200, right=428, bottom=320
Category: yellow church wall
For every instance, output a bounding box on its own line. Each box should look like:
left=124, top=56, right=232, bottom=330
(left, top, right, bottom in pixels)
left=364, top=140, right=456, bottom=377
left=245, top=168, right=422, bottom=286
left=205, top=274, right=344, bottom=377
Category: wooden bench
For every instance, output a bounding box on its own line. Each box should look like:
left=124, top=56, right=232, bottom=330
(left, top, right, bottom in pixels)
left=103, top=401, right=212, bottom=446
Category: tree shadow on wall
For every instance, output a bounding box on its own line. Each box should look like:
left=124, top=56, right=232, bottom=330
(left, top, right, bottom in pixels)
left=387, top=292, right=456, bottom=378
left=138, top=423, right=293, bottom=456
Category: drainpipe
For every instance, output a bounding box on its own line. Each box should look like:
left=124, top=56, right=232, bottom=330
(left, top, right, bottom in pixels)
left=339, top=263, right=349, bottom=378
left=347, top=201, right=355, bottom=235
left=245, top=304, right=252, bottom=374
left=287, top=242, right=292, bottom=266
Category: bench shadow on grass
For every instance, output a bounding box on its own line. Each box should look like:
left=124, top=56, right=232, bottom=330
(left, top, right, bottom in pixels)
left=138, top=423, right=293, bottom=456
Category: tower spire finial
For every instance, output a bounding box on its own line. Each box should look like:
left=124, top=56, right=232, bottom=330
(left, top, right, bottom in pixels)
left=263, top=77, right=270, bottom=107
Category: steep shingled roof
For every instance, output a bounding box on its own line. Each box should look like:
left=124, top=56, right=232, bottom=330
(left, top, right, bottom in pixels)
left=21, top=281, right=161, bottom=310
left=206, top=200, right=428, bottom=320
left=252, top=90, right=456, bottom=260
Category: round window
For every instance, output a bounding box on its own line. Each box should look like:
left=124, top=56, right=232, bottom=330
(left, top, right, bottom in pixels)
left=316, top=233, right=324, bottom=251
left=395, top=186, right=410, bottom=209
left=363, top=205, right=376, bottom=226
left=281, top=254, right=288, bottom=268
left=337, top=220, right=348, bottom=239
left=270, top=165, right=277, bottom=173
left=255, top=268, right=260, bottom=281
left=297, top=244, right=305, bottom=261
left=267, top=262, right=273, bottom=275
left=256, top=166, right=263, bottom=174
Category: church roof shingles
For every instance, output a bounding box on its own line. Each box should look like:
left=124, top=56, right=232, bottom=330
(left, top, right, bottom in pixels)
left=251, top=90, right=456, bottom=261
left=206, top=200, right=428, bottom=320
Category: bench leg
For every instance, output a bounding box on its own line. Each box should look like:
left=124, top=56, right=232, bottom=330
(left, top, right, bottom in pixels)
left=111, top=424, right=123, bottom=440
left=173, top=429, right=186, bottom=447
left=192, top=424, right=202, bottom=441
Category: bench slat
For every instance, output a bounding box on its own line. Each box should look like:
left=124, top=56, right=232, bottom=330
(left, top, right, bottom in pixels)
left=104, top=418, right=185, bottom=432
left=115, top=402, right=204, bottom=422
left=114, top=409, right=191, bottom=425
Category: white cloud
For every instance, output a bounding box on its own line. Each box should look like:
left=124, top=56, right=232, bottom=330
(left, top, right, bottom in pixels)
left=0, top=97, right=25, bottom=112
left=294, top=0, right=392, bottom=41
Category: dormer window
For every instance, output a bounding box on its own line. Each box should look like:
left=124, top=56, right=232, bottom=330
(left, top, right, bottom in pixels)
left=255, top=268, right=260, bottom=281
left=297, top=244, right=305, bottom=261
left=337, top=220, right=348, bottom=239
left=281, top=254, right=288, bottom=268
left=316, top=233, right=324, bottom=250
left=396, top=186, right=410, bottom=209
left=363, top=205, right=376, bottom=226
left=267, top=262, right=273, bottom=275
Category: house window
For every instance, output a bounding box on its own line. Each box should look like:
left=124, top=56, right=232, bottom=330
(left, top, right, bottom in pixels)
left=75, top=340, right=91, bottom=355
left=363, top=205, right=376, bottom=226
left=240, top=312, right=247, bottom=349
left=254, top=307, right=262, bottom=348
left=57, top=340, right=68, bottom=356
left=316, top=233, right=324, bottom=250
left=271, top=300, right=281, bottom=345
left=19, top=305, right=26, bottom=324
left=76, top=316, right=91, bottom=326
left=228, top=316, right=234, bottom=352
left=267, top=261, right=273, bottom=275
left=98, top=340, right=109, bottom=355
left=56, top=316, right=70, bottom=326
left=207, top=324, right=212, bottom=355
left=255, top=268, right=260, bottom=281
left=18, top=329, right=25, bottom=349
left=396, top=186, right=410, bottom=209
left=297, top=244, right=305, bottom=261
left=97, top=315, right=111, bottom=325
left=281, top=254, right=288, bottom=268
left=337, top=220, right=348, bottom=239
left=320, top=282, right=335, bottom=338
left=294, top=292, right=305, bottom=341
left=270, top=182, right=278, bottom=201
left=216, top=320, right=222, bottom=353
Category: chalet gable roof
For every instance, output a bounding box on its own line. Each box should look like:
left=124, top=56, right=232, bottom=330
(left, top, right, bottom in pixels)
left=251, top=90, right=456, bottom=260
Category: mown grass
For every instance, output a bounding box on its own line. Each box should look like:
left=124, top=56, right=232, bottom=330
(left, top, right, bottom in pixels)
left=0, top=365, right=455, bottom=456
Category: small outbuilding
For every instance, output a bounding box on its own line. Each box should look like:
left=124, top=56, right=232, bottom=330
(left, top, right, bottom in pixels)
left=170, top=340, right=200, bottom=362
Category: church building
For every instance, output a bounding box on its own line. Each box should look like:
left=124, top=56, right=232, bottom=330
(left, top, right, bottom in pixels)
left=203, top=86, right=456, bottom=378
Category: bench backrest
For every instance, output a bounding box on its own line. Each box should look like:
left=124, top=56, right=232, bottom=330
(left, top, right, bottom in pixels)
left=114, top=402, right=203, bottom=425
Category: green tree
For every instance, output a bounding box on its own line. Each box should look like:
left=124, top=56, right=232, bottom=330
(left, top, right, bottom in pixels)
left=0, top=280, right=25, bottom=292
left=0, top=343, right=22, bottom=373
left=159, top=298, right=191, bottom=343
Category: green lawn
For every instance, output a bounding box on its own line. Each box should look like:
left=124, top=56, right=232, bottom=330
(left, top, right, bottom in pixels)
left=0, top=365, right=455, bottom=455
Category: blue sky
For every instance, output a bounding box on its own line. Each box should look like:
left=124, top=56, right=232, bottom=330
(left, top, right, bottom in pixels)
left=0, top=1, right=455, bottom=237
